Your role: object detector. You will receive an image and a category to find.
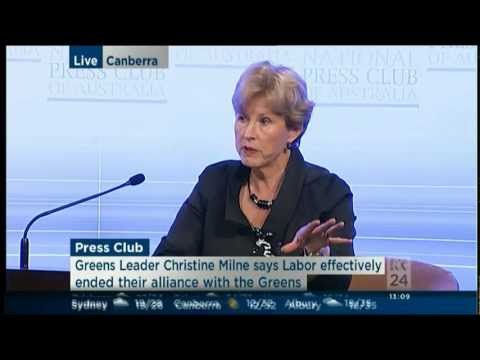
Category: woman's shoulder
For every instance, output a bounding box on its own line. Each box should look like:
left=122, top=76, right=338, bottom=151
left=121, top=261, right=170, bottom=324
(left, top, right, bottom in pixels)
left=303, top=161, right=352, bottom=195
left=197, top=159, right=242, bottom=183
left=202, top=159, right=240, bottom=174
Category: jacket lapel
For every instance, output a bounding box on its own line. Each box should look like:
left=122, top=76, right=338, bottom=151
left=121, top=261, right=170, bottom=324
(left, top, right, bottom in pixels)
left=263, top=148, right=306, bottom=254
left=223, top=148, right=307, bottom=254
left=224, top=163, right=250, bottom=228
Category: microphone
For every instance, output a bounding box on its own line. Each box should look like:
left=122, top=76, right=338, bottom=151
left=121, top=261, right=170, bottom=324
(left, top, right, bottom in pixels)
left=19, top=173, right=146, bottom=270
left=128, top=173, right=145, bottom=186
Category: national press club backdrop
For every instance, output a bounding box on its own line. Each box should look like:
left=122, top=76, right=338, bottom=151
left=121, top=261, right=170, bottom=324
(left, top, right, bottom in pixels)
left=6, top=46, right=477, bottom=290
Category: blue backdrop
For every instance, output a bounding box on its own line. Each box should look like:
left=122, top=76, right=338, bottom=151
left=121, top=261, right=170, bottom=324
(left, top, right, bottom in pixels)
left=6, top=46, right=477, bottom=290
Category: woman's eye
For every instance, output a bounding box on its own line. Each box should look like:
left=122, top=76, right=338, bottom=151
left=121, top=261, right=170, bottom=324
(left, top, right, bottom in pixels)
left=237, top=115, right=247, bottom=122
left=260, top=117, right=271, bottom=125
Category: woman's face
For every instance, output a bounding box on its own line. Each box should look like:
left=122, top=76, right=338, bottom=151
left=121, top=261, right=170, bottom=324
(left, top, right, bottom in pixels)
left=235, top=96, right=301, bottom=169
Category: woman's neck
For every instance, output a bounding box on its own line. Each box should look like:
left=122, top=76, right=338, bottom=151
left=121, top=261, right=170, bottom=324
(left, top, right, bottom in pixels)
left=250, top=150, right=290, bottom=196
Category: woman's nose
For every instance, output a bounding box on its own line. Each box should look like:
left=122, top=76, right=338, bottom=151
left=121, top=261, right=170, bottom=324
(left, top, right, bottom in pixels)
left=243, top=120, right=256, bottom=139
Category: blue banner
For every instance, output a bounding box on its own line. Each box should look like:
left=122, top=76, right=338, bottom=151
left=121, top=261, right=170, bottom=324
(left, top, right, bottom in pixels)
left=70, top=239, right=150, bottom=256
left=69, top=46, right=103, bottom=68
left=5, top=291, right=478, bottom=315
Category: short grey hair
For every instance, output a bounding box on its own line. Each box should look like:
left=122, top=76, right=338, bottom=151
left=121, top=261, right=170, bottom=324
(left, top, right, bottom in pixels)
left=232, top=61, right=315, bottom=147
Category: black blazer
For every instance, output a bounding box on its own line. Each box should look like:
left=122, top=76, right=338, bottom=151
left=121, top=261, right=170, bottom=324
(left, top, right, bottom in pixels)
left=153, top=148, right=357, bottom=290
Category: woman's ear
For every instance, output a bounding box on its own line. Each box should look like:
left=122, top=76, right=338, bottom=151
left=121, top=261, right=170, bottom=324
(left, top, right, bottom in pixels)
left=288, top=127, right=303, bottom=145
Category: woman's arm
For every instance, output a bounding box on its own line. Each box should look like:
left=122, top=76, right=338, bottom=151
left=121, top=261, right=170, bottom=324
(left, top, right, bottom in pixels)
left=308, top=193, right=357, bottom=290
left=327, top=192, right=357, bottom=257
left=152, top=181, right=206, bottom=256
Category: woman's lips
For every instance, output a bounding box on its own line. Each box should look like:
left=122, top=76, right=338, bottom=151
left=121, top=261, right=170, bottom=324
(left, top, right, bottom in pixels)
left=242, top=146, right=258, bottom=155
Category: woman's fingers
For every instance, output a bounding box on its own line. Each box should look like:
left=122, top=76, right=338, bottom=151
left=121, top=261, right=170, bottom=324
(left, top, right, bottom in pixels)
left=297, top=220, right=321, bottom=244
left=280, top=241, right=298, bottom=254
left=302, top=219, right=321, bottom=235
left=327, top=237, right=353, bottom=244
left=307, top=220, right=346, bottom=253
left=281, top=219, right=320, bottom=254
left=311, top=218, right=337, bottom=236
left=281, top=219, right=351, bottom=254
left=325, top=222, right=344, bottom=236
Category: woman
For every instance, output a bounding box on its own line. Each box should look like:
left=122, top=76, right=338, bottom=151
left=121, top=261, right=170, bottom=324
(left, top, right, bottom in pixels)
left=153, top=61, right=357, bottom=290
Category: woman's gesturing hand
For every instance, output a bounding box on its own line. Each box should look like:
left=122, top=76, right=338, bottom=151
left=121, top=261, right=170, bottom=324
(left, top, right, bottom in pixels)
left=280, top=218, right=352, bottom=255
